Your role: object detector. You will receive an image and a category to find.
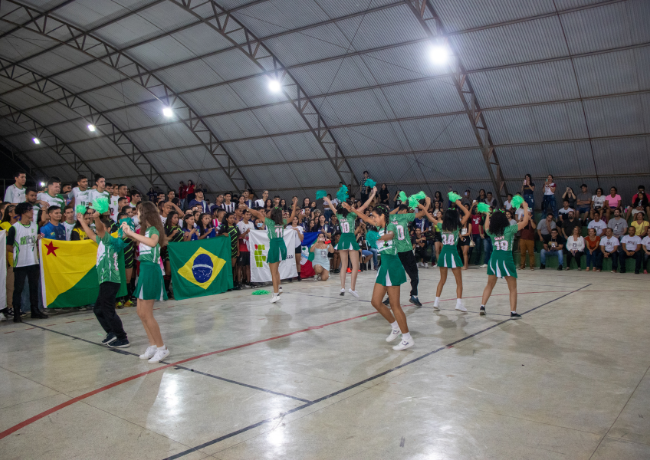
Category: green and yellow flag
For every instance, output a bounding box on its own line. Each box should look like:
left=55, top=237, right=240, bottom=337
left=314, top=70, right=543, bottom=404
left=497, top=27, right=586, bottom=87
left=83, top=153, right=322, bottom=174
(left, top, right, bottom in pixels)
left=40, top=238, right=126, bottom=309
left=168, top=237, right=233, bottom=300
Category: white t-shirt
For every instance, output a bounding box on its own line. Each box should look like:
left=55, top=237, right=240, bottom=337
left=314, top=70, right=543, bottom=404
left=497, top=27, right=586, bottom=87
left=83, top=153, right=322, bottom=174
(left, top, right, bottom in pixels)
left=620, top=235, right=641, bottom=252
left=237, top=220, right=255, bottom=250
left=37, top=192, right=65, bottom=209
left=600, top=236, right=619, bottom=253
left=566, top=235, right=585, bottom=252
left=10, top=221, right=39, bottom=267
left=254, top=199, right=265, bottom=208
left=588, top=219, right=607, bottom=236
left=286, top=225, right=304, bottom=248
left=69, top=187, right=91, bottom=208
left=544, top=182, right=556, bottom=195
left=592, top=195, right=606, bottom=209
left=642, top=236, right=650, bottom=251
left=515, top=208, right=526, bottom=221
left=88, top=189, right=110, bottom=206
left=504, top=200, right=512, bottom=210
left=4, top=184, right=26, bottom=204
left=62, top=221, right=75, bottom=241
left=558, top=207, right=574, bottom=216
left=109, top=195, right=120, bottom=222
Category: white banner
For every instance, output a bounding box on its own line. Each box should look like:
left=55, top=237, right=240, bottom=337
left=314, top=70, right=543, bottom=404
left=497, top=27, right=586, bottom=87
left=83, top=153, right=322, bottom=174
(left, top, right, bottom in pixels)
left=0, top=231, right=6, bottom=309
left=249, top=229, right=298, bottom=282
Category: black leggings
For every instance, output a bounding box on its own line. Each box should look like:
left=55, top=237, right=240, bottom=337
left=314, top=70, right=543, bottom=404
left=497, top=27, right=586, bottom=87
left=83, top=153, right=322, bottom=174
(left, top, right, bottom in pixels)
left=398, top=250, right=419, bottom=296
left=12, top=265, right=40, bottom=319
left=94, top=282, right=127, bottom=341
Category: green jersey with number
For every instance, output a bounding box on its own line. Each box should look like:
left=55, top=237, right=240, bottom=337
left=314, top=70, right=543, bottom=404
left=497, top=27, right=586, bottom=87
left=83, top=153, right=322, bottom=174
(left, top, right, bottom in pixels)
left=486, top=224, right=518, bottom=252
left=376, top=223, right=398, bottom=256
left=390, top=212, right=415, bottom=253
left=139, top=226, right=161, bottom=263
left=441, top=229, right=459, bottom=246
left=265, top=218, right=283, bottom=240
left=336, top=212, right=357, bottom=235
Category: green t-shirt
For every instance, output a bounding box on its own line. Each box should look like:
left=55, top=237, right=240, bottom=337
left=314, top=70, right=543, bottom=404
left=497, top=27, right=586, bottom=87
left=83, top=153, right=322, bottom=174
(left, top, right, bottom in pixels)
left=441, top=229, right=459, bottom=246
left=376, top=223, right=398, bottom=256
left=336, top=212, right=356, bottom=234
left=390, top=212, right=415, bottom=253
left=265, top=218, right=283, bottom=240
left=486, top=224, right=518, bottom=252
left=139, top=226, right=161, bottom=263
left=37, top=192, right=65, bottom=209
left=96, top=233, right=124, bottom=284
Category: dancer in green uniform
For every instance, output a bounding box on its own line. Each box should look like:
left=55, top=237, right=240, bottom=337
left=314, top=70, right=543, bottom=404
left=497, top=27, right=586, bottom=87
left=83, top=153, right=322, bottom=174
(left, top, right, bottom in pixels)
left=324, top=187, right=376, bottom=298
left=430, top=199, right=471, bottom=312
left=479, top=200, right=530, bottom=318
left=344, top=202, right=414, bottom=350
left=121, top=201, right=169, bottom=363
left=245, top=197, right=298, bottom=303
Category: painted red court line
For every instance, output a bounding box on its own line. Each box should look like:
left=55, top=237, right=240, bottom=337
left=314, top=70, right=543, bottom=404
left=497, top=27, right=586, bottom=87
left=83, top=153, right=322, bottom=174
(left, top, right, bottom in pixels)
left=0, top=289, right=579, bottom=440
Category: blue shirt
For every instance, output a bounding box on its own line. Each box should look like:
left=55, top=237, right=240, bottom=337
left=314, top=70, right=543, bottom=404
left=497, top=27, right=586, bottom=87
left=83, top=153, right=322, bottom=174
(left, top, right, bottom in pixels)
left=41, top=222, right=66, bottom=241
left=183, top=228, right=198, bottom=241
left=188, top=199, right=209, bottom=213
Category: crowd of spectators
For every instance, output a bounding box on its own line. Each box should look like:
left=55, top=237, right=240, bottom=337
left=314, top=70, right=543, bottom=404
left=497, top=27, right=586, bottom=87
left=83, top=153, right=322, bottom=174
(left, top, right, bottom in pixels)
left=2, top=170, right=649, bottom=321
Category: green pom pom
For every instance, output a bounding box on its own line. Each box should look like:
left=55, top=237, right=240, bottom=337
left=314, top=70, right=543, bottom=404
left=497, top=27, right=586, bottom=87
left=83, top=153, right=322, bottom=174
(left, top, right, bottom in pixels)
left=397, top=191, right=407, bottom=203
left=252, top=290, right=271, bottom=295
left=408, top=191, right=427, bottom=209
left=336, top=185, right=348, bottom=202
left=90, top=196, right=109, bottom=214
left=118, top=217, right=135, bottom=238
left=315, top=190, right=327, bottom=200
left=75, top=204, right=86, bottom=214
left=511, top=195, right=524, bottom=209
left=448, top=191, right=463, bottom=203
left=366, top=230, right=380, bottom=249
left=477, top=202, right=491, bottom=213
left=365, top=178, right=376, bottom=189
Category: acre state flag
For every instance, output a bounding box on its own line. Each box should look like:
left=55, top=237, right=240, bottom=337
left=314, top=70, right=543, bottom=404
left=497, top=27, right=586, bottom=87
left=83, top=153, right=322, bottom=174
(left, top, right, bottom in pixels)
left=168, top=237, right=233, bottom=300
left=40, top=238, right=126, bottom=309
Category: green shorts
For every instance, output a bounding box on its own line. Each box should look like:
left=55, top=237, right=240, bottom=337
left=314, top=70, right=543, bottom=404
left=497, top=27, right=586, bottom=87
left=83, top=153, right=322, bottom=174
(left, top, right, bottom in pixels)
left=336, top=233, right=359, bottom=251
left=267, top=238, right=287, bottom=264
left=439, top=245, right=463, bottom=268
left=487, top=252, right=518, bottom=278
left=136, top=261, right=168, bottom=301
left=376, top=254, right=407, bottom=287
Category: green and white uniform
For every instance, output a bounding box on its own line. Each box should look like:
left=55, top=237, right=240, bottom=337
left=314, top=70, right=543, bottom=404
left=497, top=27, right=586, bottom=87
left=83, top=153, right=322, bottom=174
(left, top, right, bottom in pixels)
left=438, top=228, right=463, bottom=268
left=390, top=213, right=415, bottom=253
left=265, top=218, right=287, bottom=264
left=4, top=184, right=26, bottom=203
left=135, top=226, right=167, bottom=301
left=70, top=187, right=91, bottom=217
left=10, top=221, right=39, bottom=267
left=335, top=212, right=359, bottom=250
left=96, top=233, right=125, bottom=284
left=486, top=224, right=518, bottom=278
left=37, top=192, right=65, bottom=209
left=375, top=223, right=407, bottom=287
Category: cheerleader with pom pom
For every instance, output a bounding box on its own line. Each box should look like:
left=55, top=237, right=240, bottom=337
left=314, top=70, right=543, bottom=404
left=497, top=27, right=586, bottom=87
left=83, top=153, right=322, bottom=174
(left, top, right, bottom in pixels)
left=479, top=196, right=530, bottom=318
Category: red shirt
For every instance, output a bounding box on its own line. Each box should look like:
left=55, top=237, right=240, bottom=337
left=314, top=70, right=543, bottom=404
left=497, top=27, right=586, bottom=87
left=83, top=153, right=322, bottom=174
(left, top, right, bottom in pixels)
left=178, top=185, right=187, bottom=199
left=471, top=214, right=482, bottom=235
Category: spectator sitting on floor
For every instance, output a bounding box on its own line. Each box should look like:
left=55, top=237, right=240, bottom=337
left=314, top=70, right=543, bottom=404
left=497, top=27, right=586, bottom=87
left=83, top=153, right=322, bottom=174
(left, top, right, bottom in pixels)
left=620, top=226, right=643, bottom=274
left=537, top=213, right=556, bottom=242
left=587, top=211, right=607, bottom=237
left=540, top=228, right=565, bottom=270
left=642, top=229, right=650, bottom=274
left=631, top=212, right=649, bottom=237
left=558, top=199, right=574, bottom=223
left=561, top=210, right=581, bottom=239
left=607, top=209, right=627, bottom=239
left=600, top=228, right=620, bottom=274
left=565, top=226, right=585, bottom=271
left=576, top=184, right=592, bottom=224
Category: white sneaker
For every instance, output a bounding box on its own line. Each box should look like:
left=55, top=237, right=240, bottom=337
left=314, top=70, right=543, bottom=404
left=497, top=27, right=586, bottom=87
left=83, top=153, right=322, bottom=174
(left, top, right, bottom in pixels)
left=386, top=329, right=401, bottom=342
left=270, top=294, right=281, bottom=303
left=348, top=289, right=359, bottom=299
left=148, top=347, right=170, bottom=363
left=480, top=264, right=487, bottom=268
left=455, top=300, right=467, bottom=312
left=433, top=264, right=438, bottom=268
left=139, top=345, right=157, bottom=360
left=393, top=336, right=414, bottom=351
left=278, top=286, right=283, bottom=295
left=433, top=300, right=440, bottom=311
left=424, top=263, right=428, bottom=268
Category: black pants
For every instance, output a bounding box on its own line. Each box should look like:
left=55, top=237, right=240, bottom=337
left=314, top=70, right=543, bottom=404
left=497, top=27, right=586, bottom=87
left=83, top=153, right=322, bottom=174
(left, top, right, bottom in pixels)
left=604, top=251, right=619, bottom=271
left=565, top=250, right=584, bottom=268
left=13, top=265, right=40, bottom=319
left=94, top=282, right=127, bottom=340
left=398, top=250, right=419, bottom=296
left=619, top=249, right=643, bottom=273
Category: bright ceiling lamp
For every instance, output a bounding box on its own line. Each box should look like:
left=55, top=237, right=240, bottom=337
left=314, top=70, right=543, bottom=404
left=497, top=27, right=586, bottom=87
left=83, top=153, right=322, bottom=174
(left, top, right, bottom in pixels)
left=268, top=79, right=282, bottom=93
left=162, top=107, right=174, bottom=118
left=429, top=44, right=449, bottom=65
left=32, top=137, right=40, bottom=144
left=87, top=124, right=96, bottom=132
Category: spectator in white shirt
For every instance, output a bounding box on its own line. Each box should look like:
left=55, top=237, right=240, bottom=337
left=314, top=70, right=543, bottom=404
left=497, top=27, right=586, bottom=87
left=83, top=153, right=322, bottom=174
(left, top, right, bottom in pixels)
left=641, top=231, right=650, bottom=274
left=541, top=174, right=557, bottom=218
left=503, top=193, right=513, bottom=211
left=600, top=228, right=620, bottom=274
left=565, top=226, right=585, bottom=270
left=591, top=188, right=606, bottom=220
left=607, top=209, right=627, bottom=238
left=587, top=211, right=607, bottom=236
left=255, top=190, right=268, bottom=208
left=4, top=170, right=27, bottom=204
left=557, top=199, right=574, bottom=223
left=619, top=226, right=643, bottom=274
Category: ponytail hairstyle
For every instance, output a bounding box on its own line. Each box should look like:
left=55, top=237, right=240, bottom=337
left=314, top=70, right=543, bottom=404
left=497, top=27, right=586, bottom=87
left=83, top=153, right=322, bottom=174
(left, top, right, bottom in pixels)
left=442, top=207, right=461, bottom=232
left=218, top=212, right=234, bottom=235
left=372, top=204, right=391, bottom=228
left=269, top=207, right=283, bottom=226
left=488, top=210, right=509, bottom=237
left=139, top=201, right=167, bottom=247
left=336, top=202, right=350, bottom=217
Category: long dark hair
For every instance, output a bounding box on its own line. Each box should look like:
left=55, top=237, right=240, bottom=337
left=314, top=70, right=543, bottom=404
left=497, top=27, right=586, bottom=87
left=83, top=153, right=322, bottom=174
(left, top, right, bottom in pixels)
left=488, top=211, right=509, bottom=237
left=198, top=213, right=212, bottom=234
left=269, top=207, right=283, bottom=226
left=336, top=202, right=349, bottom=217
left=164, top=211, right=179, bottom=232
left=373, top=204, right=390, bottom=228
left=218, top=212, right=234, bottom=235
left=442, top=207, right=460, bottom=232
left=1, top=204, right=15, bottom=224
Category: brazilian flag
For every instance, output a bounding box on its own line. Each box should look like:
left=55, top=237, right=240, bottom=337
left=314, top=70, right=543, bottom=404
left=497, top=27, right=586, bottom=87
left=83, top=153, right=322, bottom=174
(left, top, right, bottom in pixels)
left=168, top=237, right=233, bottom=300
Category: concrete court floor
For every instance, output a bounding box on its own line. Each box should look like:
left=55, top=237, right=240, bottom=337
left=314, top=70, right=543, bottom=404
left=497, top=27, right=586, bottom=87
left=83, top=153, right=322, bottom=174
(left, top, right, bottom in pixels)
left=1, top=267, right=649, bottom=460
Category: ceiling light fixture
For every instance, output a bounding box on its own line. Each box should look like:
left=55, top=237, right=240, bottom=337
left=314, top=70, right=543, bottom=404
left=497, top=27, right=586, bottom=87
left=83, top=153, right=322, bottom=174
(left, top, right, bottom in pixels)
left=429, top=45, right=449, bottom=65
left=162, top=107, right=173, bottom=118
left=32, top=137, right=40, bottom=144
left=87, top=124, right=96, bottom=132
left=268, top=80, right=282, bottom=93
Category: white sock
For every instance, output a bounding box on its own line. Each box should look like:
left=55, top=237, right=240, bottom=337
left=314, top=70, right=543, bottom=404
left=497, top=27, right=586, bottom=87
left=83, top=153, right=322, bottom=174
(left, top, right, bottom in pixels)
left=434, top=297, right=440, bottom=305
left=481, top=305, right=485, bottom=308
left=402, top=332, right=412, bottom=341
left=157, top=345, right=166, bottom=350
left=456, top=298, right=462, bottom=304
left=390, top=321, right=398, bottom=330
